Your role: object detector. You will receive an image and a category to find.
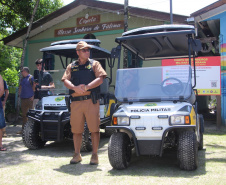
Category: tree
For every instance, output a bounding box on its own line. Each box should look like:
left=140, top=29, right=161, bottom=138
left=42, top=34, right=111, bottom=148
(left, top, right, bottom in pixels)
left=0, top=0, right=64, bottom=33
left=0, top=0, right=64, bottom=118
left=0, top=32, right=21, bottom=86
left=0, top=0, right=64, bottom=86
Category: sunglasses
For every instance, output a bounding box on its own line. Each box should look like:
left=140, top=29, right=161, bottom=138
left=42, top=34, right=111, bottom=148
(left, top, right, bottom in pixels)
left=79, top=49, right=90, bottom=53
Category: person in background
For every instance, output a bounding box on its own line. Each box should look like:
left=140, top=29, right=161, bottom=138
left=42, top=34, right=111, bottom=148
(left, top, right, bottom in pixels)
left=0, top=75, right=6, bottom=151
left=33, top=59, right=55, bottom=107
left=1, top=80, right=9, bottom=137
left=18, top=67, right=36, bottom=134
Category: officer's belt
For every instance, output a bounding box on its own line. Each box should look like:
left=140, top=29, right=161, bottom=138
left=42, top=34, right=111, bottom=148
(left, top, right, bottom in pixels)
left=71, top=95, right=91, bottom=101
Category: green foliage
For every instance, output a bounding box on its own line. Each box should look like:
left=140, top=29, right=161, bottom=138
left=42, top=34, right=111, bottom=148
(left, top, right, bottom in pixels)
left=209, top=98, right=217, bottom=110
left=0, top=0, right=64, bottom=32
left=0, top=32, right=21, bottom=86
left=1, top=68, right=19, bottom=87
left=0, top=0, right=64, bottom=87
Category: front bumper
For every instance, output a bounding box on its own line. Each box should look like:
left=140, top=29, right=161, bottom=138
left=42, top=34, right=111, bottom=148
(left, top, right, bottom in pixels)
left=106, top=125, right=196, bottom=156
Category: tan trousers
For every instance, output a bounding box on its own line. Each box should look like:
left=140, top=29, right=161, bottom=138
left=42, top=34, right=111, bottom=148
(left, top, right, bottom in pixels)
left=70, top=99, right=100, bottom=134
left=21, top=98, right=33, bottom=127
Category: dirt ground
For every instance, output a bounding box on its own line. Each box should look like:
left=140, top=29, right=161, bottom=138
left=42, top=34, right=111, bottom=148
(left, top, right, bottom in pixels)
left=0, top=120, right=226, bottom=185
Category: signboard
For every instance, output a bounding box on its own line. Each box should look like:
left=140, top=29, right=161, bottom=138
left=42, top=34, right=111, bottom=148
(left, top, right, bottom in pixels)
left=162, top=56, right=221, bottom=95
left=55, top=21, right=124, bottom=37
left=77, top=15, right=100, bottom=26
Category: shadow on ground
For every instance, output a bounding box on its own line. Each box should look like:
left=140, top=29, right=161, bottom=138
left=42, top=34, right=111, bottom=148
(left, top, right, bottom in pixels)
left=106, top=148, right=207, bottom=178
left=0, top=124, right=109, bottom=168
left=2, top=120, right=226, bottom=178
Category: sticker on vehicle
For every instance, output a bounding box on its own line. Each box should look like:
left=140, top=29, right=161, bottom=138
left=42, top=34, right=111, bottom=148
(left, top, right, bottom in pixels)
left=145, top=103, right=157, bottom=106
left=55, top=97, right=65, bottom=102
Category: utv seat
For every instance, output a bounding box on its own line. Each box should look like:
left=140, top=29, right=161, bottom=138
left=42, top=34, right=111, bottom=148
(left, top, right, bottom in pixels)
left=186, top=90, right=196, bottom=105
left=100, top=78, right=109, bottom=105
left=138, top=84, right=164, bottom=98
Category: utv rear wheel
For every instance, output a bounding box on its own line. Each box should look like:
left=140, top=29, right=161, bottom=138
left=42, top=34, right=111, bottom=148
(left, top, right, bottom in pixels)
left=22, top=119, right=46, bottom=149
left=80, top=122, right=92, bottom=152
left=198, top=114, right=204, bottom=150
left=177, top=131, right=198, bottom=170
left=108, top=132, right=132, bottom=169
left=198, top=132, right=204, bottom=150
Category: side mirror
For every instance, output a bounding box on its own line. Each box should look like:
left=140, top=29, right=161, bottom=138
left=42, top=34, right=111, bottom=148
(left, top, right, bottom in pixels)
left=191, top=39, right=202, bottom=52
left=111, top=45, right=121, bottom=59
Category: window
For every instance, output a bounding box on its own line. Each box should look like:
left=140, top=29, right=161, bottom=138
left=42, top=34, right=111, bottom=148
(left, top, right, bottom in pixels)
left=43, top=53, right=55, bottom=70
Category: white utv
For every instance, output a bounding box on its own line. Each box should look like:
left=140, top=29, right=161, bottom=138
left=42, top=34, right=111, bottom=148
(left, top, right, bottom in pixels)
left=107, top=25, right=204, bottom=171
left=23, top=39, right=118, bottom=151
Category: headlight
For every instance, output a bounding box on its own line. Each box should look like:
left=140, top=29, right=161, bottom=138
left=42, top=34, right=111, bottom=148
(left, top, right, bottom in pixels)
left=113, top=116, right=130, bottom=126
left=170, top=115, right=190, bottom=125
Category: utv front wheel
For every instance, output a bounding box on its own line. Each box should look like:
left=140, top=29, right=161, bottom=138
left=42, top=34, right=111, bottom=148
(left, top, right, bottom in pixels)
left=108, top=132, right=132, bottom=169
left=177, top=131, right=198, bottom=170
left=22, top=119, right=46, bottom=149
left=80, top=122, right=92, bottom=152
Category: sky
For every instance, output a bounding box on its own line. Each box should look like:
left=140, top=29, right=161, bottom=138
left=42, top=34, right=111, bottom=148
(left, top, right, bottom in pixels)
left=63, top=0, right=218, bottom=16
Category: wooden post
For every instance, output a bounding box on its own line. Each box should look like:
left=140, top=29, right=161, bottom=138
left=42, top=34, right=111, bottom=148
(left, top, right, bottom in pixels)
left=216, top=95, right=221, bottom=128
left=123, top=0, right=128, bottom=69
left=15, top=0, right=40, bottom=121
left=170, top=0, right=173, bottom=24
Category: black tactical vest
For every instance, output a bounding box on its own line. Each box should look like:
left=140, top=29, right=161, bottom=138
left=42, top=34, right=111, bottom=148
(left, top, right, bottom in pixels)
left=69, top=59, right=100, bottom=95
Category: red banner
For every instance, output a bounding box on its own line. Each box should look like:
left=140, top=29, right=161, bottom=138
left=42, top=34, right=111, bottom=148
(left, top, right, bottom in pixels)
left=162, top=56, right=221, bottom=66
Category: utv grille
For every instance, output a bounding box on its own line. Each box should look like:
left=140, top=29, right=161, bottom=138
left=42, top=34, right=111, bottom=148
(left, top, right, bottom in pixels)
left=44, top=106, right=67, bottom=110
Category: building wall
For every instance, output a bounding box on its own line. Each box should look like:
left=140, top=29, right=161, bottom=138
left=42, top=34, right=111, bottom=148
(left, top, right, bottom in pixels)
left=25, top=7, right=166, bottom=88
left=195, top=10, right=226, bottom=125
left=220, top=14, right=226, bottom=125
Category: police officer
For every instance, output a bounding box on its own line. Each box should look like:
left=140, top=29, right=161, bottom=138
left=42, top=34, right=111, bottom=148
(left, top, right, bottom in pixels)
left=61, top=41, right=107, bottom=165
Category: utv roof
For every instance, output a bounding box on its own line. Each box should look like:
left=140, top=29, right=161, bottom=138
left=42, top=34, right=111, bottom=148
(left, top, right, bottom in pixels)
left=40, top=39, right=110, bottom=59
left=50, top=39, right=100, bottom=46
left=116, top=24, right=201, bottom=60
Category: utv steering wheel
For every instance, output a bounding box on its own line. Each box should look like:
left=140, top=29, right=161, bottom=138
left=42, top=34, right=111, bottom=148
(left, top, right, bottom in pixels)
left=161, top=77, right=183, bottom=95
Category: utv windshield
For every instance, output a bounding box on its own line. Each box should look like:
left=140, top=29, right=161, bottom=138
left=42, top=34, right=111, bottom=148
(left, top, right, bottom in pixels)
left=115, top=65, right=192, bottom=102
left=38, top=39, right=111, bottom=97
left=35, top=69, right=69, bottom=96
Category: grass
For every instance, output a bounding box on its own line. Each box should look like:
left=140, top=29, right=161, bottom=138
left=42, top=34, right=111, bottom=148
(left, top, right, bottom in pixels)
left=0, top=123, right=226, bottom=185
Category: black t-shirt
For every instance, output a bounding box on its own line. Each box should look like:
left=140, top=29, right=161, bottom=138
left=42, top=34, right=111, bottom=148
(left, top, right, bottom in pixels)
left=42, top=72, right=53, bottom=86
left=34, top=71, right=53, bottom=99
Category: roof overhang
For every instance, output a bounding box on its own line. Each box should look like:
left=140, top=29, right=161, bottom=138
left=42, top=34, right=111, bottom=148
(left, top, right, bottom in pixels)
left=2, top=0, right=188, bottom=48
left=3, top=5, right=87, bottom=48
left=190, top=0, right=226, bottom=56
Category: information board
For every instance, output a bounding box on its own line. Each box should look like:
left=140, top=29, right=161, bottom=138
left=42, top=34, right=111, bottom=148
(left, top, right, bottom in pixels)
left=162, top=57, right=221, bottom=95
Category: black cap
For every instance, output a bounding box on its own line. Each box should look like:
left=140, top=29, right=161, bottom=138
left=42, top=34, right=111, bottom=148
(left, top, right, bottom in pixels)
left=35, top=59, right=43, bottom=65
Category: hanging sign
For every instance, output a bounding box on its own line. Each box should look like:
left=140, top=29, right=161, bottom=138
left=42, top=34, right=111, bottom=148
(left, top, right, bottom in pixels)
left=77, top=15, right=100, bottom=26
left=54, top=21, right=124, bottom=37
left=162, top=56, right=221, bottom=96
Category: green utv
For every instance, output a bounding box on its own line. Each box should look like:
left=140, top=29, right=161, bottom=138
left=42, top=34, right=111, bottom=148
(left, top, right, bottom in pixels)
left=23, top=39, right=118, bottom=151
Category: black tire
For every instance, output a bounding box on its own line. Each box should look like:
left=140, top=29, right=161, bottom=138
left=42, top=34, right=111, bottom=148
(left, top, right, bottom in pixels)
left=105, top=103, right=117, bottom=137
left=105, top=128, right=116, bottom=137
left=177, top=131, right=198, bottom=171
left=22, top=118, right=46, bottom=149
left=198, top=132, right=204, bottom=150
left=108, top=132, right=132, bottom=169
left=80, top=122, right=92, bottom=152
